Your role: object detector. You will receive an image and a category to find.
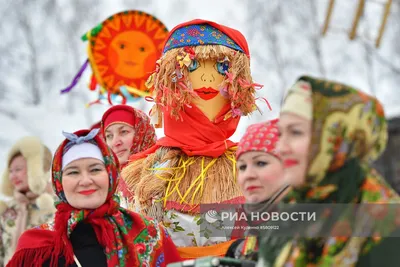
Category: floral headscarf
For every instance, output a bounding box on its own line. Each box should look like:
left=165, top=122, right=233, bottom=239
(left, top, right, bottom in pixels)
left=7, top=129, right=180, bottom=267
left=258, top=76, right=400, bottom=267
left=236, top=119, right=280, bottom=160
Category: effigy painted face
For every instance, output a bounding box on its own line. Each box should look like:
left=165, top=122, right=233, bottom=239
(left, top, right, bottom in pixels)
left=188, top=59, right=229, bottom=120
left=146, top=21, right=261, bottom=124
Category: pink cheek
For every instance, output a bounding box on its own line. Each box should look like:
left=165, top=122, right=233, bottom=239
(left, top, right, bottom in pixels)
left=261, top=169, right=284, bottom=182
left=125, top=137, right=134, bottom=148
left=237, top=175, right=246, bottom=189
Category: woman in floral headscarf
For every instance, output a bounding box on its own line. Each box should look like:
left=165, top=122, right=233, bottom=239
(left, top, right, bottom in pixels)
left=6, top=129, right=180, bottom=267
left=100, top=104, right=157, bottom=208
left=101, top=104, right=157, bottom=169
left=258, top=76, right=400, bottom=267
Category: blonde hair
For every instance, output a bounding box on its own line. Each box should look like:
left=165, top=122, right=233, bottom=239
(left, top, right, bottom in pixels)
left=151, top=45, right=258, bottom=119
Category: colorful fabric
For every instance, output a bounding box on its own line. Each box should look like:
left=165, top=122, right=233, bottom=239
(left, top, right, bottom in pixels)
left=130, top=103, right=239, bottom=160
left=90, top=121, right=104, bottom=139
left=101, top=105, right=157, bottom=164
left=162, top=19, right=250, bottom=57
left=7, top=129, right=181, bottom=267
left=76, top=10, right=169, bottom=103
left=0, top=201, right=54, bottom=266
left=90, top=121, right=102, bottom=130
left=163, top=24, right=244, bottom=54
left=177, top=239, right=238, bottom=260
left=146, top=19, right=257, bottom=128
left=236, top=119, right=280, bottom=160
left=281, top=79, right=313, bottom=120
left=241, top=236, right=258, bottom=261
left=258, top=76, right=400, bottom=267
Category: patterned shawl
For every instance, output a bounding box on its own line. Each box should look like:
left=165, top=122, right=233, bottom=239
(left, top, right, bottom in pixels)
left=7, top=129, right=180, bottom=267
left=258, top=76, right=400, bottom=267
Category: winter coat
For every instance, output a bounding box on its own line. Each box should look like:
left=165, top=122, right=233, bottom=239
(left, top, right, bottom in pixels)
left=0, top=137, right=56, bottom=266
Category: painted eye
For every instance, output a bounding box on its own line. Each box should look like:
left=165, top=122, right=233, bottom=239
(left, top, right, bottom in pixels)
left=188, top=60, right=199, bottom=72
left=119, top=43, right=125, bottom=49
left=216, top=62, right=229, bottom=75
left=139, top=47, right=145, bottom=52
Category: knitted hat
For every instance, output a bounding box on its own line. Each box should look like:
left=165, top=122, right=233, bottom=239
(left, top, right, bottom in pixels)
left=236, top=119, right=280, bottom=159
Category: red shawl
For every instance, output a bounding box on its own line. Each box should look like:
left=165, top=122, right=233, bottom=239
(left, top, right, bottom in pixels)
left=130, top=104, right=240, bottom=161
left=7, top=129, right=181, bottom=267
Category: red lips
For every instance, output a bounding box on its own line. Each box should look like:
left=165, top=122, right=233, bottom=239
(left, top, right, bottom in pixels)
left=194, top=87, right=219, bottom=100
left=246, top=186, right=262, bottom=192
left=79, top=189, right=97, bottom=195
left=283, top=159, right=299, bottom=168
left=13, top=180, right=22, bottom=186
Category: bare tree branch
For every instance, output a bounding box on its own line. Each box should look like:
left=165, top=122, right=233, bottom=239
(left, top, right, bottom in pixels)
left=262, top=3, right=287, bottom=105
left=18, top=11, right=40, bottom=105
left=309, top=0, right=326, bottom=77
left=364, top=43, right=376, bottom=95
left=0, top=106, right=17, bottom=119
left=373, top=47, right=400, bottom=75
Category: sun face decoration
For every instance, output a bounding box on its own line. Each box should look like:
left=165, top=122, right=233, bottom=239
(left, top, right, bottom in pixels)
left=86, top=11, right=168, bottom=98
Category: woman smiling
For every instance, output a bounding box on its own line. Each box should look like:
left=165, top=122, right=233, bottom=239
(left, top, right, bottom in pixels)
left=7, top=129, right=180, bottom=267
left=258, top=76, right=400, bottom=267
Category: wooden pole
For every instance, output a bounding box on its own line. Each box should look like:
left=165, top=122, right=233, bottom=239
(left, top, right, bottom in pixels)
left=349, top=0, right=366, bottom=40
left=376, top=0, right=393, bottom=48
left=322, top=0, right=336, bottom=35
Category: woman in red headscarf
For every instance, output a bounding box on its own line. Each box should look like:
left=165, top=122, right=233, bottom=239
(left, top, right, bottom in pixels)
left=225, top=119, right=288, bottom=262
left=6, top=128, right=180, bottom=267
left=122, top=19, right=263, bottom=259
left=101, top=105, right=157, bottom=169
left=100, top=105, right=157, bottom=209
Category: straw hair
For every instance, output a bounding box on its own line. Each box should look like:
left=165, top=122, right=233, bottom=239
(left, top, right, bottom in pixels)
left=152, top=45, right=257, bottom=120
left=121, top=146, right=241, bottom=213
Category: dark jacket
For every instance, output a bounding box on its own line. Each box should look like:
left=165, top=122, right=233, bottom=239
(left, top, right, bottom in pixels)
left=42, top=223, right=107, bottom=267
